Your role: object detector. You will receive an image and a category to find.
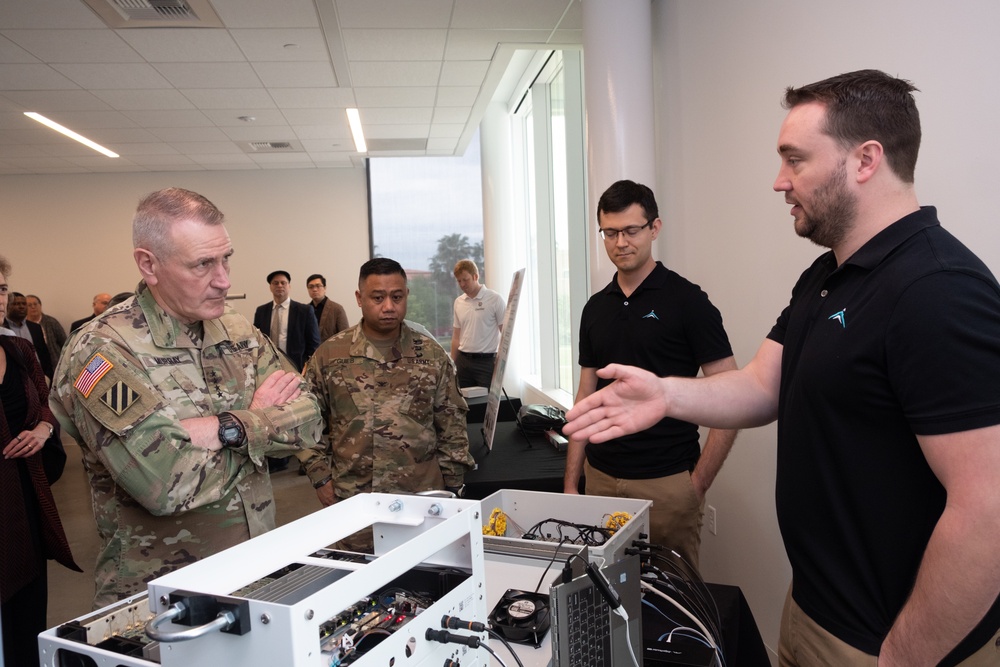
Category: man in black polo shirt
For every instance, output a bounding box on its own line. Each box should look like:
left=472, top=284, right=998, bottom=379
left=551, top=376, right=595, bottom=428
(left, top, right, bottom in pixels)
left=564, top=70, right=1000, bottom=666
left=564, top=179, right=738, bottom=571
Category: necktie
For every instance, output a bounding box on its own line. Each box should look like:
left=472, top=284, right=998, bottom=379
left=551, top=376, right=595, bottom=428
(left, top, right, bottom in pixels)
left=271, top=304, right=285, bottom=352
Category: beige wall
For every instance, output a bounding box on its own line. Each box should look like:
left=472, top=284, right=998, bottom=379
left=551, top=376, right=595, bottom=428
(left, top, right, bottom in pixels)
left=652, top=0, right=1000, bottom=660
left=0, top=168, right=369, bottom=331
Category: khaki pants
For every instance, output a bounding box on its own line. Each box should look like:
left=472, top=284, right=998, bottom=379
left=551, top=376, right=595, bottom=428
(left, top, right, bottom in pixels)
left=779, top=586, right=1000, bottom=667
left=584, top=462, right=703, bottom=572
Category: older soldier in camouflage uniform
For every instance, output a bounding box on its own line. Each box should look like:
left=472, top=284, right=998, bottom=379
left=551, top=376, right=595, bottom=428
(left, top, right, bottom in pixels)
left=301, top=258, right=474, bottom=536
left=51, top=188, right=323, bottom=608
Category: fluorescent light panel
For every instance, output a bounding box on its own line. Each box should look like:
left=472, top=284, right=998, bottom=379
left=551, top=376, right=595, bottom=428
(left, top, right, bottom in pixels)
left=24, top=112, right=119, bottom=158
left=346, top=108, right=367, bottom=153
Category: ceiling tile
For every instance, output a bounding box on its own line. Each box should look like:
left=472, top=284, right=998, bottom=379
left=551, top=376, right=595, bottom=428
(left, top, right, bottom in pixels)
left=269, top=88, right=357, bottom=109
left=351, top=61, right=441, bottom=88
left=292, top=125, right=352, bottom=141
left=181, top=88, right=276, bottom=110
left=343, top=29, right=447, bottom=61
left=170, top=141, right=245, bottom=155
left=0, top=0, right=106, bottom=30
left=118, top=28, right=245, bottom=63
left=3, top=29, right=142, bottom=63
left=0, top=35, right=42, bottom=64
left=440, top=61, right=490, bottom=86
left=432, top=107, right=472, bottom=124
left=252, top=61, right=337, bottom=88
left=336, top=0, right=454, bottom=29
left=280, top=108, right=347, bottom=124
left=202, top=108, right=287, bottom=125
left=209, top=0, right=321, bottom=29
left=365, top=124, right=430, bottom=139
left=3, top=89, right=112, bottom=111
left=121, top=109, right=213, bottom=128
left=436, top=87, right=480, bottom=106
left=0, top=63, right=79, bottom=89
left=153, top=62, right=262, bottom=89
left=51, top=63, right=171, bottom=89
left=221, top=125, right=296, bottom=141
left=361, top=107, right=433, bottom=125
left=92, top=89, right=195, bottom=111
left=354, top=87, right=436, bottom=108
left=151, top=126, right=231, bottom=142
left=451, top=0, right=577, bottom=30
left=229, top=29, right=330, bottom=61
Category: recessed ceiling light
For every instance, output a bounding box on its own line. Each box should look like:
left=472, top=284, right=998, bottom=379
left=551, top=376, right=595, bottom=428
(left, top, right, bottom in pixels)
left=346, top=108, right=367, bottom=153
left=23, top=112, right=119, bottom=158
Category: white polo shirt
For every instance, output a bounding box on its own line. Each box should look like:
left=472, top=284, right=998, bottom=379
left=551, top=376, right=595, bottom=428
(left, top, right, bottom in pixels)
left=453, top=286, right=505, bottom=353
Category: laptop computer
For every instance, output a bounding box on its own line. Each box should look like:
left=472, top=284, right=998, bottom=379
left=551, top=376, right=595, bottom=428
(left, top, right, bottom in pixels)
left=549, top=555, right=643, bottom=667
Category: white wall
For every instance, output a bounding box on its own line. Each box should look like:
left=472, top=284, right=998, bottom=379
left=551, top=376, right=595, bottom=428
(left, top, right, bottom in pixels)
left=650, top=0, right=1000, bottom=660
left=0, top=168, right=369, bottom=330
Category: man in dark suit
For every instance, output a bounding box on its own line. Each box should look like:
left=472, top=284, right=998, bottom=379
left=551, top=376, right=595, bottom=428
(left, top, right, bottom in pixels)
left=253, top=270, right=320, bottom=473
left=4, top=291, right=54, bottom=379
left=253, top=270, right=320, bottom=372
left=70, top=292, right=112, bottom=333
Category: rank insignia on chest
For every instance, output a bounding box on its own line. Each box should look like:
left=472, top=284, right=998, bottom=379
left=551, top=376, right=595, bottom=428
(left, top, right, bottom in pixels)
left=74, top=353, right=113, bottom=398
left=100, top=381, right=140, bottom=416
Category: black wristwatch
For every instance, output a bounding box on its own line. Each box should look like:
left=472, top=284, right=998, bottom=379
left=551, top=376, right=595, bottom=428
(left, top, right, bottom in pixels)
left=217, top=412, right=246, bottom=448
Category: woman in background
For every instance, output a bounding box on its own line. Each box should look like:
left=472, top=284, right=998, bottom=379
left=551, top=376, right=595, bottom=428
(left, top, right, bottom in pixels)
left=0, top=256, right=79, bottom=667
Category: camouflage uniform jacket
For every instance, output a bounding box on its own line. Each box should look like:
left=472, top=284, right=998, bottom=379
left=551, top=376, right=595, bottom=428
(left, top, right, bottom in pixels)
left=301, top=321, right=474, bottom=500
left=50, top=282, right=322, bottom=607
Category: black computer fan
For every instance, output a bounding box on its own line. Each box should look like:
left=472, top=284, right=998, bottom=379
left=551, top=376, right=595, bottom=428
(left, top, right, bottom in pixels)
left=488, top=589, right=551, bottom=647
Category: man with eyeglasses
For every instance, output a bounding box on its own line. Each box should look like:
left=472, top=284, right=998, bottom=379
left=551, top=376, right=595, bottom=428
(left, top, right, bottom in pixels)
left=305, top=273, right=349, bottom=342
left=564, top=179, right=738, bottom=572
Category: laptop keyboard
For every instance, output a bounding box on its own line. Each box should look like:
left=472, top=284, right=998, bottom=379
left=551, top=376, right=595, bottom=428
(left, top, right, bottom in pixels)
left=566, top=585, right=611, bottom=666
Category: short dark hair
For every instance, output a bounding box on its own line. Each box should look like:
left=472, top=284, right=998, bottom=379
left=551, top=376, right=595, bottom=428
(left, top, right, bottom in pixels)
left=597, top=180, right=659, bottom=224
left=11, top=292, right=24, bottom=299
left=267, top=270, right=291, bottom=284
left=359, top=258, right=406, bottom=286
left=306, top=274, right=326, bottom=287
left=782, top=69, right=921, bottom=183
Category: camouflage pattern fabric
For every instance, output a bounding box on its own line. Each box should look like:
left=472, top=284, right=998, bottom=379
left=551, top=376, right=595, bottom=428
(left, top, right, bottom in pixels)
left=50, top=282, right=323, bottom=608
left=301, top=321, right=473, bottom=500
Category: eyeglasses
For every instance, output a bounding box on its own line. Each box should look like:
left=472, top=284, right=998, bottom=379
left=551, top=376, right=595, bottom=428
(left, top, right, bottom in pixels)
left=599, top=220, right=653, bottom=241
left=307, top=283, right=324, bottom=290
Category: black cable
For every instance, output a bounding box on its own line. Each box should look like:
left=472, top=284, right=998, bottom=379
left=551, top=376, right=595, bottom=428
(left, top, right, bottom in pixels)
left=522, top=518, right=613, bottom=546
left=487, top=628, right=526, bottom=667
left=533, top=537, right=570, bottom=593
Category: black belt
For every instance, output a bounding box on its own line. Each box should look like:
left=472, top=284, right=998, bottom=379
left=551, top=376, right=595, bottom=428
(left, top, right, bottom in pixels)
left=459, top=351, right=496, bottom=359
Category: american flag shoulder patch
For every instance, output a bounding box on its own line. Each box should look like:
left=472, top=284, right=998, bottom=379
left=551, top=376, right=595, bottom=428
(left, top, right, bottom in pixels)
left=74, top=353, right=113, bottom=398
left=100, top=380, right=139, bottom=416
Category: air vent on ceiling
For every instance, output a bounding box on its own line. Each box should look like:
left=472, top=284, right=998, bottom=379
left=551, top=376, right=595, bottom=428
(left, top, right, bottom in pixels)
left=82, top=0, right=224, bottom=28
left=244, top=141, right=303, bottom=153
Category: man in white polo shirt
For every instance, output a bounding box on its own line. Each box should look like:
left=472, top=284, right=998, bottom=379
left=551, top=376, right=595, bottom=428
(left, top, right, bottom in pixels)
left=450, top=260, right=504, bottom=389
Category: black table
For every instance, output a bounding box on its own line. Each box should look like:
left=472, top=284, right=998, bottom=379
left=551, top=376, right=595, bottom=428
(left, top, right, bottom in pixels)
left=642, top=580, right=771, bottom=666
left=464, top=420, right=574, bottom=499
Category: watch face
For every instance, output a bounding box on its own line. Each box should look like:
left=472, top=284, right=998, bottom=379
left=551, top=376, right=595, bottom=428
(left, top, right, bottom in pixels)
left=222, top=425, right=242, bottom=443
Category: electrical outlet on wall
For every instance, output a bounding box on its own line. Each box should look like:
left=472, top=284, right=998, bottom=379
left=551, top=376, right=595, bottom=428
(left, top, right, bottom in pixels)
left=706, top=505, right=718, bottom=536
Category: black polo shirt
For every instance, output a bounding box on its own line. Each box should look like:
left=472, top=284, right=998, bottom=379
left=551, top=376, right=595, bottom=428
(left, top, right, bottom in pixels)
left=768, top=207, right=1000, bottom=662
left=579, top=262, right=733, bottom=478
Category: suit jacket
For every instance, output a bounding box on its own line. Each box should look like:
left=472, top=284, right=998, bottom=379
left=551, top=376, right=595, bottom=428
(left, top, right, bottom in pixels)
left=314, top=297, right=350, bottom=342
left=253, top=300, right=320, bottom=371
left=70, top=313, right=95, bottom=333
left=4, top=319, right=53, bottom=379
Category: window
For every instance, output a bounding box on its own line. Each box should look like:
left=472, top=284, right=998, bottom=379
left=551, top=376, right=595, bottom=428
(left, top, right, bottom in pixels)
left=512, top=50, right=588, bottom=403
left=368, top=132, right=485, bottom=350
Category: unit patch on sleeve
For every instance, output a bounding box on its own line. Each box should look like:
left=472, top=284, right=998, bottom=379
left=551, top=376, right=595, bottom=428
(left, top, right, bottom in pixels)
left=75, top=353, right=114, bottom=398
left=100, top=381, right=140, bottom=416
